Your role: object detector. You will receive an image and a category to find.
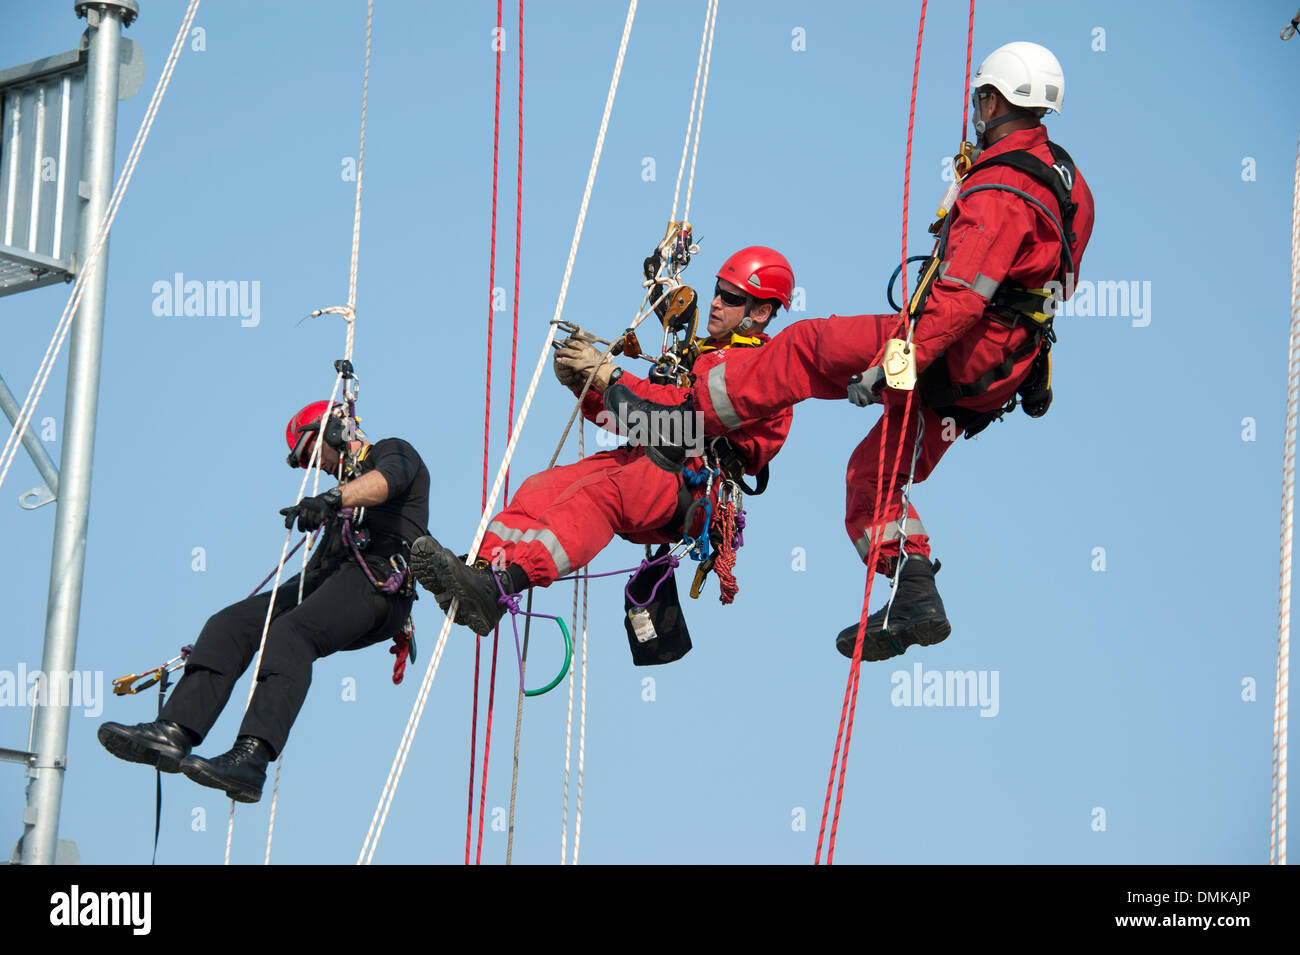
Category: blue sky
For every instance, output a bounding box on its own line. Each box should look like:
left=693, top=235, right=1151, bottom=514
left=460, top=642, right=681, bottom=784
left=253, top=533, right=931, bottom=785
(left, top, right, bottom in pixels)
left=1, top=0, right=1296, bottom=864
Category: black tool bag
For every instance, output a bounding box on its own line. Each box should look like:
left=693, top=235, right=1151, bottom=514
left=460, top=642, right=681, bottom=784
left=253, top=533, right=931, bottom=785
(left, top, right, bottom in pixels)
left=623, top=544, right=692, bottom=666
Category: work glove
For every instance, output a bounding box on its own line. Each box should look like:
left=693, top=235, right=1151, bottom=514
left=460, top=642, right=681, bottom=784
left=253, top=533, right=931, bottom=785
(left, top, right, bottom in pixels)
left=279, top=486, right=342, bottom=532
left=555, top=338, right=614, bottom=391
left=553, top=348, right=582, bottom=390
left=847, top=366, right=886, bottom=407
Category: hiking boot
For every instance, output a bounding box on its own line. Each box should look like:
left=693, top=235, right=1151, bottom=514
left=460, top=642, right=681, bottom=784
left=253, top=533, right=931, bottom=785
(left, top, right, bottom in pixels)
left=602, top=382, right=688, bottom=473
left=410, top=535, right=453, bottom=610
left=180, top=736, right=272, bottom=804
left=419, top=537, right=527, bottom=636
left=98, top=719, right=193, bottom=773
left=836, top=557, right=951, bottom=662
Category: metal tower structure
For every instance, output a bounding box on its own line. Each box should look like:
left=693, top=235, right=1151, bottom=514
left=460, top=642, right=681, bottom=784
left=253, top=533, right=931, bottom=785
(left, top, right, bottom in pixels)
left=0, top=0, right=141, bottom=865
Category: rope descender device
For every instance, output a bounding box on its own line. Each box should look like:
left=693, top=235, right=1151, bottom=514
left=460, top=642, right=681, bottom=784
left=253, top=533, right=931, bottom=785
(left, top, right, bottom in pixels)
left=112, top=646, right=193, bottom=696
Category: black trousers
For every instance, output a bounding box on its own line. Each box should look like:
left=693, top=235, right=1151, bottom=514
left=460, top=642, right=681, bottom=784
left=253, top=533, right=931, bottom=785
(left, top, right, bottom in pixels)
left=160, top=560, right=411, bottom=757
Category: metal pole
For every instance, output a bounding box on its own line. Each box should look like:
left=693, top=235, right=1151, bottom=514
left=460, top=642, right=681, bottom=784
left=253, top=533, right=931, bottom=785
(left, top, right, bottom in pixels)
left=20, top=0, right=137, bottom=866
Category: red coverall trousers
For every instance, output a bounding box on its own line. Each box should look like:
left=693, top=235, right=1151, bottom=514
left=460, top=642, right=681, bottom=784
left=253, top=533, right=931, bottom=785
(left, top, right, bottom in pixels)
left=478, top=447, right=681, bottom=587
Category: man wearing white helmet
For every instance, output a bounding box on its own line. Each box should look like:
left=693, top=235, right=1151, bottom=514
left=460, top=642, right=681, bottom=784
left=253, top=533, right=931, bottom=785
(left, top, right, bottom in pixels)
left=610, top=42, right=1095, bottom=662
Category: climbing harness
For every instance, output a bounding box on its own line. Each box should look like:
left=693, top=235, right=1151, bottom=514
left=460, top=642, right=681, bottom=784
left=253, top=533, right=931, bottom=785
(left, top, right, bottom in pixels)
left=914, top=143, right=1079, bottom=436
left=877, top=133, right=1080, bottom=440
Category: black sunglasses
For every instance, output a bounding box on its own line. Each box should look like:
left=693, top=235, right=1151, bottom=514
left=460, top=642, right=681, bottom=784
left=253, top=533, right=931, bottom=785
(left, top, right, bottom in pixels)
left=714, top=282, right=749, bottom=308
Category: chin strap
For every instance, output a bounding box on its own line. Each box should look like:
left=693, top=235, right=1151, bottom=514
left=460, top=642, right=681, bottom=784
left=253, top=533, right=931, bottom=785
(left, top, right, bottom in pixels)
left=974, top=110, right=1039, bottom=147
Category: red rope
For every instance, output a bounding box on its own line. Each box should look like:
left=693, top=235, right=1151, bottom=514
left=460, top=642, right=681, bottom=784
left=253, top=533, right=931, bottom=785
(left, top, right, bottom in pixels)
left=505, top=0, right=523, bottom=505
left=390, top=620, right=413, bottom=684
left=816, top=0, right=929, bottom=865
left=467, top=0, right=506, bottom=867
left=961, top=0, right=975, bottom=141
left=713, top=500, right=739, bottom=605
left=473, top=0, right=524, bottom=866
left=482, top=1, right=503, bottom=512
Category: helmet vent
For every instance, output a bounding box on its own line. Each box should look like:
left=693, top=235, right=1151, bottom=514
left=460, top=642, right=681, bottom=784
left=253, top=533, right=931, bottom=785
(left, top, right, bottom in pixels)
left=1014, top=83, right=1032, bottom=95
left=1044, top=84, right=1060, bottom=103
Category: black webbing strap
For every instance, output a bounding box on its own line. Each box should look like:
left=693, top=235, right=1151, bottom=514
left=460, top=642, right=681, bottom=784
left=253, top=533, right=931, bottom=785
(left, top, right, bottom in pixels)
left=152, top=671, right=171, bottom=866
left=968, top=141, right=1079, bottom=253
left=920, top=334, right=1041, bottom=409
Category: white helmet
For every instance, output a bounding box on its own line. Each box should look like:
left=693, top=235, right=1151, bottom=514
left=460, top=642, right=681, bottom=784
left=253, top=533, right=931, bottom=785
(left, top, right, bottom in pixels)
left=973, top=41, right=1065, bottom=115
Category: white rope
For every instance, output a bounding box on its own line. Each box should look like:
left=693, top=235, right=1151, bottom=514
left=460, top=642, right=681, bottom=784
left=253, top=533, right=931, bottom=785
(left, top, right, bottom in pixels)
left=559, top=422, right=590, bottom=865
left=573, top=559, right=588, bottom=863
left=0, top=0, right=202, bottom=493
left=264, top=753, right=284, bottom=865
left=357, top=0, right=640, bottom=865
left=223, top=372, right=346, bottom=865
left=682, top=0, right=718, bottom=226
left=557, top=6, right=720, bottom=862
left=247, top=0, right=374, bottom=866
left=560, top=426, right=580, bottom=864
left=669, top=0, right=715, bottom=224
left=1273, top=126, right=1299, bottom=867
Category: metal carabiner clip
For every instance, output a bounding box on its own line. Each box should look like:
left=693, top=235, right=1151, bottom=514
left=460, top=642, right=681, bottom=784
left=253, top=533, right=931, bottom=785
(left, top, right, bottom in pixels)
left=111, top=647, right=191, bottom=696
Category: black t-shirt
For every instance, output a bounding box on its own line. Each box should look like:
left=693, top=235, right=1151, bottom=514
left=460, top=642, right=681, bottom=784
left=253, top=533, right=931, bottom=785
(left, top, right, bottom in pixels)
left=308, top=437, right=431, bottom=578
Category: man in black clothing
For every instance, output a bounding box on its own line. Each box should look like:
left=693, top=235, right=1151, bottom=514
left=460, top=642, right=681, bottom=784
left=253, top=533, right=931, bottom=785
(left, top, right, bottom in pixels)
left=98, top=402, right=430, bottom=803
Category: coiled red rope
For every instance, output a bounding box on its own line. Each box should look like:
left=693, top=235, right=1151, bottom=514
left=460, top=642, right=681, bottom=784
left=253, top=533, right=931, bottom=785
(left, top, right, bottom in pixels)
left=714, top=500, right=739, bottom=605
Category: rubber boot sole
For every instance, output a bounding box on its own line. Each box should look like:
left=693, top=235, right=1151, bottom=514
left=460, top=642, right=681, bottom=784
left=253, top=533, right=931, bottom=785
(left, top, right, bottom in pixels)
left=179, top=755, right=263, bottom=804
left=409, top=536, right=448, bottom=597
left=837, top=616, right=952, bottom=662
left=432, top=547, right=507, bottom=636
left=97, top=724, right=186, bottom=774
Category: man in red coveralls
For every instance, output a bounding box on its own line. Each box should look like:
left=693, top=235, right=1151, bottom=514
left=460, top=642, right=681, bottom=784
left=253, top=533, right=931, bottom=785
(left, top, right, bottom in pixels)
left=410, top=248, right=796, bottom=636
left=609, top=42, right=1095, bottom=662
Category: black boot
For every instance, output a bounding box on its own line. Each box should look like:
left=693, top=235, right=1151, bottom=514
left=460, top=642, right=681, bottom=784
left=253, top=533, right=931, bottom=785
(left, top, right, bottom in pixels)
left=419, top=536, right=528, bottom=636
left=98, top=719, right=194, bottom=773
left=410, top=536, right=453, bottom=611
left=179, top=736, right=272, bottom=803
left=602, top=382, right=688, bottom=473
left=836, top=557, right=951, bottom=662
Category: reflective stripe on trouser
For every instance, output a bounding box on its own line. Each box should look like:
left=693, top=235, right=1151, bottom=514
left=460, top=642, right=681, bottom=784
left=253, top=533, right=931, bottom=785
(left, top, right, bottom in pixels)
left=853, top=516, right=928, bottom=561
left=693, top=314, right=898, bottom=433
left=477, top=447, right=682, bottom=588
left=484, top=523, right=573, bottom=578
left=845, top=404, right=956, bottom=576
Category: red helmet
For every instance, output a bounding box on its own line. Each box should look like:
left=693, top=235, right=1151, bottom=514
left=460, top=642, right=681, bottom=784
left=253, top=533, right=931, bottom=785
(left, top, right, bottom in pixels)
left=715, top=246, right=795, bottom=310
left=285, top=401, right=340, bottom=469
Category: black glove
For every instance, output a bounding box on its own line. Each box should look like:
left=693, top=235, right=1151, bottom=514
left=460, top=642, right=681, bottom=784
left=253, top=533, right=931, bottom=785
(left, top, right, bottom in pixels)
left=847, top=366, right=886, bottom=407
left=279, top=487, right=342, bottom=532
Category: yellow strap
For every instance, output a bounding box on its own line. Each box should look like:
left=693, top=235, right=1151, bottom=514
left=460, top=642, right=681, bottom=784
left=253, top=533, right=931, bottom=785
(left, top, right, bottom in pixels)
left=695, top=332, right=763, bottom=354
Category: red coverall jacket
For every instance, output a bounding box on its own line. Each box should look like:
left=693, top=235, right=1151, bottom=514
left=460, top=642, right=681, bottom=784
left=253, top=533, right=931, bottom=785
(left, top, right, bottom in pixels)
left=686, top=126, right=1095, bottom=572
left=478, top=333, right=793, bottom=587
